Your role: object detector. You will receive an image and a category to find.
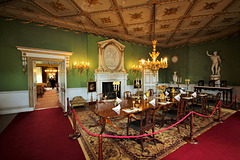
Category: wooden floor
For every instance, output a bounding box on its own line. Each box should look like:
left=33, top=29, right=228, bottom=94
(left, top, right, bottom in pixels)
left=35, top=88, right=60, bottom=110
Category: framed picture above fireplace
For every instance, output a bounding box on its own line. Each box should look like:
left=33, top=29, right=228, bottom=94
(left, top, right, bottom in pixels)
left=133, top=80, right=142, bottom=89
left=87, top=81, right=97, bottom=93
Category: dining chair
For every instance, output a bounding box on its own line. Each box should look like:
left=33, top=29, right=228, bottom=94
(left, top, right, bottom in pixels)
left=198, top=80, right=204, bottom=86
left=96, top=93, right=104, bottom=101
left=220, top=80, right=227, bottom=87
left=127, top=107, right=156, bottom=152
left=209, top=80, right=215, bottom=87
left=124, top=91, right=131, bottom=98
left=162, top=99, right=188, bottom=133
left=208, top=92, right=221, bottom=114
left=148, top=89, right=154, bottom=96
left=191, top=96, right=208, bottom=115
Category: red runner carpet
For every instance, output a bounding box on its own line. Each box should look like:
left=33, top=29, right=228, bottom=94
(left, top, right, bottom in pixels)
left=163, top=111, right=240, bottom=160
left=0, top=107, right=86, bottom=160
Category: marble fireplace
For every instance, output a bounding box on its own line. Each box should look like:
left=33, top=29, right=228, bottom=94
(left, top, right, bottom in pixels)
left=95, top=39, right=128, bottom=98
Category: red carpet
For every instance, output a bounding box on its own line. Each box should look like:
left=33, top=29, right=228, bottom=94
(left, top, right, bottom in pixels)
left=163, top=111, right=240, bottom=160
left=0, top=107, right=86, bottom=160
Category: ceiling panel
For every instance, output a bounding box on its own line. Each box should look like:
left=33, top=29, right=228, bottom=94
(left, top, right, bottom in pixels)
left=156, top=1, right=191, bottom=21
left=189, top=0, right=232, bottom=16
left=35, top=0, right=79, bottom=16
left=121, top=7, right=151, bottom=24
left=75, top=0, right=112, bottom=12
left=0, top=0, right=239, bottom=48
left=180, top=16, right=212, bottom=29
left=90, top=12, right=120, bottom=27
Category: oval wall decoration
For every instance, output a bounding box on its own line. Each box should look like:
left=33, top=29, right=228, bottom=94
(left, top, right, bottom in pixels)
left=103, top=45, right=120, bottom=71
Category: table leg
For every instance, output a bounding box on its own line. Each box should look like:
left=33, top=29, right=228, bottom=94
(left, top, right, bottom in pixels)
left=226, top=90, right=228, bottom=105
left=223, top=90, right=225, bottom=104
left=90, top=117, right=122, bottom=134
left=89, top=118, right=105, bottom=128
left=230, top=89, right=233, bottom=106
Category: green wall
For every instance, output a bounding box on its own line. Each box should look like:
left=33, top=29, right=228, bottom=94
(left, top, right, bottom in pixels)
left=159, top=36, right=240, bottom=86
left=0, top=19, right=151, bottom=91
left=0, top=19, right=239, bottom=91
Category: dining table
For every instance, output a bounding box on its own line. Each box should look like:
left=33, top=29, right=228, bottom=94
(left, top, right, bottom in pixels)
left=84, top=92, right=205, bottom=134
left=85, top=97, right=166, bottom=134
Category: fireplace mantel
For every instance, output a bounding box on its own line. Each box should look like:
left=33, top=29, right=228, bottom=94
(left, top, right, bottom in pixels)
left=95, top=72, right=128, bottom=98
left=95, top=39, right=128, bottom=98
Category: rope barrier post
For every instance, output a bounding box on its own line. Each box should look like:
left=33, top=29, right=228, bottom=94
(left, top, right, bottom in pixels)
left=184, top=111, right=198, bottom=144
left=214, top=102, right=224, bottom=123
left=236, top=95, right=239, bottom=111
left=69, top=109, right=81, bottom=140
left=98, top=134, right=103, bottom=160
left=64, top=97, right=71, bottom=117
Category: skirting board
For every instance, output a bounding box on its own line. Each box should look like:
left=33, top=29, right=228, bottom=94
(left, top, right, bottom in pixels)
left=0, top=106, right=34, bottom=115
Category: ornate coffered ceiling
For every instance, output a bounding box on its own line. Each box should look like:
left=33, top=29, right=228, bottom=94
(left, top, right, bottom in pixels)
left=1, top=0, right=240, bottom=48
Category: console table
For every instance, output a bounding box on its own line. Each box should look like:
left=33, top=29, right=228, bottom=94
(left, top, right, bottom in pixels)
left=194, top=86, right=233, bottom=104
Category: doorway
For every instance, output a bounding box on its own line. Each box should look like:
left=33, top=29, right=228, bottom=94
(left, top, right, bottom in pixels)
left=16, top=46, right=73, bottom=112
left=34, top=61, right=60, bottom=110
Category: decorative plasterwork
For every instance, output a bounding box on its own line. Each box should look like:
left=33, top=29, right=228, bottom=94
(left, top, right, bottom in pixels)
left=16, top=46, right=73, bottom=69
left=96, top=39, right=126, bottom=73
left=0, top=0, right=240, bottom=48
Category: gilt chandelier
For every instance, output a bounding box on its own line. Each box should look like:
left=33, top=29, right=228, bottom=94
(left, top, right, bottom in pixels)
left=139, top=2, right=168, bottom=75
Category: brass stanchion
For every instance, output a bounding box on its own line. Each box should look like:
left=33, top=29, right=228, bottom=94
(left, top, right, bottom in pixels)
left=214, top=102, right=224, bottom=123
left=184, top=111, right=198, bottom=144
left=98, top=134, right=103, bottom=160
left=69, top=109, right=81, bottom=140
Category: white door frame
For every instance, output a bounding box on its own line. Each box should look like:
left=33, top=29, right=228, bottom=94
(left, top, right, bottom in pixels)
left=17, top=46, right=72, bottom=111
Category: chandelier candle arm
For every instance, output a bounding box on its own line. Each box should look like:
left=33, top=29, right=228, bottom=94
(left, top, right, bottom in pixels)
left=138, top=2, right=168, bottom=75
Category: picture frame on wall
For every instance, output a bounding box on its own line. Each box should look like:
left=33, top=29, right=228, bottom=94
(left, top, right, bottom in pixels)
left=133, top=80, right=142, bottom=89
left=87, top=81, right=97, bottom=93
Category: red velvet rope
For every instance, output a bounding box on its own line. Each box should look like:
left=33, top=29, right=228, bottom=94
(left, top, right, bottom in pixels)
left=72, top=94, right=238, bottom=138
left=220, top=95, right=237, bottom=108
left=73, top=109, right=192, bottom=138
left=68, top=102, right=73, bottom=113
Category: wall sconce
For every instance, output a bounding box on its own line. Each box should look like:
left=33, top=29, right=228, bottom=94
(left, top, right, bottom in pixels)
left=131, top=65, right=142, bottom=74
left=22, top=53, right=27, bottom=74
left=73, top=61, right=90, bottom=73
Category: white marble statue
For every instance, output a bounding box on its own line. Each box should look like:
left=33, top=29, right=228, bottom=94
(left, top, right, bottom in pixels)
left=206, top=51, right=221, bottom=75
left=172, top=71, right=178, bottom=84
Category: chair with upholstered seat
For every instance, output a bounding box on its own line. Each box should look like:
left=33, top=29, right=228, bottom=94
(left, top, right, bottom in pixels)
left=127, top=107, right=156, bottom=152
left=162, top=99, right=188, bottom=133
left=124, top=91, right=131, bottom=98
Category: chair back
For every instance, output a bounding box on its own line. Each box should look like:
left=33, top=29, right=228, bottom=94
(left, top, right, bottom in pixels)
left=202, top=96, right=208, bottom=112
left=148, top=89, right=154, bottom=96
left=209, top=80, right=215, bottom=87
left=177, top=99, right=188, bottom=117
left=124, top=91, right=131, bottom=98
left=198, top=80, right=204, bottom=86
left=140, top=108, right=155, bottom=129
left=214, top=92, right=221, bottom=105
left=220, top=80, right=227, bottom=87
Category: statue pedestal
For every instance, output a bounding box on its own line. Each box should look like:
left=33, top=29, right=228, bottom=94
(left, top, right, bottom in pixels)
left=210, top=75, right=221, bottom=87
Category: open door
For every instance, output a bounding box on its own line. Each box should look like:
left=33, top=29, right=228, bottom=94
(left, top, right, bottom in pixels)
left=58, top=59, right=67, bottom=111
left=28, top=59, right=37, bottom=108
